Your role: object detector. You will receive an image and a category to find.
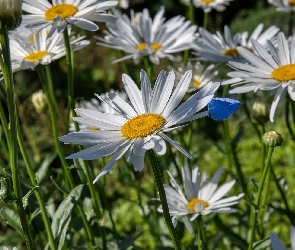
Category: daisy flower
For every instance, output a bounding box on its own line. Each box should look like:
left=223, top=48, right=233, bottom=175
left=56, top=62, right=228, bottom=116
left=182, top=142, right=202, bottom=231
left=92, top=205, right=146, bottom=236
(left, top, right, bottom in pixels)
left=192, top=0, right=233, bottom=13
left=223, top=32, right=295, bottom=122
left=59, top=70, right=220, bottom=183
left=22, top=0, right=118, bottom=39
left=157, top=164, right=244, bottom=233
left=268, top=0, right=295, bottom=12
left=194, top=24, right=279, bottom=62
left=8, top=26, right=89, bottom=72
left=168, top=61, right=219, bottom=92
left=270, top=226, right=295, bottom=250
left=69, top=89, right=128, bottom=131
left=96, top=7, right=197, bottom=64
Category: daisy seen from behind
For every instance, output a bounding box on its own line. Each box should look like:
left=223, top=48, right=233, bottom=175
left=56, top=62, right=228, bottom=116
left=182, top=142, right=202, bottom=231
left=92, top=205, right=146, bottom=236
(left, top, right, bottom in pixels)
left=223, top=32, right=295, bottom=122
left=194, top=24, right=279, bottom=62
left=96, top=7, right=197, bottom=65
left=59, top=70, right=220, bottom=183
left=192, top=0, right=233, bottom=13
left=157, top=164, right=244, bottom=233
left=168, top=61, right=219, bottom=92
left=7, top=26, right=89, bottom=72
left=22, top=0, right=118, bottom=39
left=268, top=0, right=295, bottom=12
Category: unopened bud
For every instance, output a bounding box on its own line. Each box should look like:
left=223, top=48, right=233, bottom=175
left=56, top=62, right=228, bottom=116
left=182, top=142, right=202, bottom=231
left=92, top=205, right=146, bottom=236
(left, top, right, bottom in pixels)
left=31, top=90, right=47, bottom=113
left=252, top=101, right=268, bottom=124
left=0, top=0, right=22, bottom=31
left=262, top=131, right=283, bottom=147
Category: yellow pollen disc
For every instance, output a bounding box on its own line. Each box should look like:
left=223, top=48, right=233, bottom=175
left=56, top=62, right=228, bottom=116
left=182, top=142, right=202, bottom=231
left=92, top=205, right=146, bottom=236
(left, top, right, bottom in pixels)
left=45, top=4, right=78, bottom=21
left=136, top=43, right=162, bottom=52
left=193, top=80, right=200, bottom=88
left=187, top=198, right=208, bottom=211
left=289, top=0, right=295, bottom=6
left=121, top=113, right=165, bottom=140
left=223, top=47, right=239, bottom=58
left=24, top=51, right=48, bottom=62
left=88, top=127, right=100, bottom=130
left=201, top=0, right=215, bottom=3
left=271, top=64, right=295, bottom=82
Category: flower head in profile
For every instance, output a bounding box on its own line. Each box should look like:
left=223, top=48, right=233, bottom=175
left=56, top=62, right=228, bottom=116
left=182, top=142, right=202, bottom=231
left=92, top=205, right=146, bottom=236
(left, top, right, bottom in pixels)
left=169, top=61, right=219, bottom=92
left=194, top=24, right=279, bottom=62
left=223, top=32, right=295, bottom=122
left=270, top=226, right=295, bottom=250
left=192, top=0, right=233, bottom=13
left=22, top=0, right=118, bottom=39
left=268, top=0, right=295, bottom=12
left=7, top=26, right=89, bottom=72
left=60, top=70, right=219, bottom=183
left=157, top=164, right=244, bottom=233
left=96, top=7, right=197, bottom=65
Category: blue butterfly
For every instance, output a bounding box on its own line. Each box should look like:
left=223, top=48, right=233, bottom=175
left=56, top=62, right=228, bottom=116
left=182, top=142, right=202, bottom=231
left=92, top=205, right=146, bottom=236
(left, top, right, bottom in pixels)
left=208, top=98, right=240, bottom=121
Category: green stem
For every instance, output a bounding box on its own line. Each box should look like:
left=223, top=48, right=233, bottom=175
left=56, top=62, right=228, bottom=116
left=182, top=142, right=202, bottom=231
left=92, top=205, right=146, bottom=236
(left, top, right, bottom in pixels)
left=148, top=150, right=182, bottom=250
left=0, top=100, right=9, bottom=147
left=63, top=27, right=77, bottom=132
left=285, top=96, right=295, bottom=141
left=143, top=58, right=153, bottom=82
left=16, top=121, right=57, bottom=250
left=0, top=29, right=35, bottom=250
left=44, top=65, right=66, bottom=130
left=197, top=216, right=208, bottom=250
left=203, top=12, right=209, bottom=29
left=36, top=66, right=94, bottom=247
left=270, top=167, right=295, bottom=225
left=187, top=4, right=195, bottom=24
left=248, top=146, right=274, bottom=250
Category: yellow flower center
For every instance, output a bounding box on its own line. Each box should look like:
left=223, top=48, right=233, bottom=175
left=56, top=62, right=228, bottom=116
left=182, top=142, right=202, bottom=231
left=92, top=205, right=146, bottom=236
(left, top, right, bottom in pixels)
left=24, top=51, right=48, bottom=62
left=121, top=113, right=165, bottom=140
left=271, top=64, right=295, bottom=82
left=223, top=47, right=239, bottom=59
left=193, top=80, right=200, bottom=88
left=187, top=198, right=208, bottom=211
left=289, top=0, right=295, bottom=6
left=201, top=0, right=215, bottom=3
left=45, top=4, right=78, bottom=21
left=136, top=43, right=162, bottom=52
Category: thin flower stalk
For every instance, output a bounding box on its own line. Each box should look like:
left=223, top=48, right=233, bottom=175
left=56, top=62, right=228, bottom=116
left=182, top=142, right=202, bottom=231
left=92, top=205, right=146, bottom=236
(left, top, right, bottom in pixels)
left=197, top=216, right=208, bottom=250
left=148, top=150, right=182, bottom=250
left=36, top=66, right=95, bottom=247
left=0, top=29, right=35, bottom=250
left=248, top=146, right=274, bottom=250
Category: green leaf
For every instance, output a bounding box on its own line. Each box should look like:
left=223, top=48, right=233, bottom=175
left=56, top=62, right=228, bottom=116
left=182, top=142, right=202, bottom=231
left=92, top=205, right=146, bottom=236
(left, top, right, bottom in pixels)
left=51, top=184, right=84, bottom=250
left=73, top=158, right=87, bottom=183
left=118, top=232, right=143, bottom=250
left=36, top=151, right=57, bottom=183
left=253, top=237, right=271, bottom=250
left=0, top=207, right=23, bottom=235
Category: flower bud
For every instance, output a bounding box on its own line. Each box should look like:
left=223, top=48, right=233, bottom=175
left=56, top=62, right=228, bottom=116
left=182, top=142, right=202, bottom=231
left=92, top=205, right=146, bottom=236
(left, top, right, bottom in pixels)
left=262, top=131, right=283, bottom=147
left=31, top=90, right=47, bottom=113
left=251, top=101, right=268, bottom=124
left=0, top=0, right=22, bottom=31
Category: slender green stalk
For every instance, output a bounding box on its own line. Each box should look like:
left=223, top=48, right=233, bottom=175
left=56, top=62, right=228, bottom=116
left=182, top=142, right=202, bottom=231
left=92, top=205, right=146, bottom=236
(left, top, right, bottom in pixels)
left=44, top=65, right=66, bottom=129
left=197, top=216, right=208, bottom=250
left=187, top=4, right=195, bottom=24
left=148, top=150, right=182, bottom=250
left=203, top=12, right=209, bottom=29
left=36, top=66, right=94, bottom=247
left=143, top=58, right=153, bottom=82
left=16, top=121, right=57, bottom=250
left=0, top=29, right=35, bottom=250
left=248, top=147, right=274, bottom=250
left=0, top=100, right=9, bottom=146
left=270, top=167, right=295, bottom=225
left=285, top=96, right=295, bottom=141
left=63, top=27, right=77, bottom=132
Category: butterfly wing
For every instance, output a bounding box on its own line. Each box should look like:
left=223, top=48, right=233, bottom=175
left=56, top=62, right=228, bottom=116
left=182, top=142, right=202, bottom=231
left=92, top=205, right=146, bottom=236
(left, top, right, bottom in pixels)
left=208, top=98, right=240, bottom=121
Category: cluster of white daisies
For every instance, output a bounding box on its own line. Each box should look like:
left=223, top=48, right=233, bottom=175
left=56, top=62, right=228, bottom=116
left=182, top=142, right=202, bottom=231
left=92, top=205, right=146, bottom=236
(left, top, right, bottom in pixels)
left=2, top=0, right=295, bottom=238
